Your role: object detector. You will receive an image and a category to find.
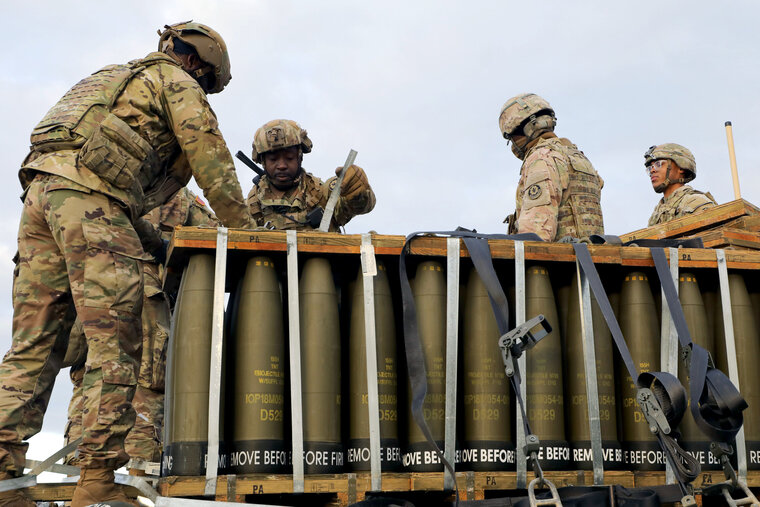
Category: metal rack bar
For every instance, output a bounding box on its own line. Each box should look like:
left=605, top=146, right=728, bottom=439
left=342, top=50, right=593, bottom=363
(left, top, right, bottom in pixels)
left=662, top=247, right=679, bottom=485
left=361, top=234, right=382, bottom=491
left=514, top=241, right=527, bottom=488
left=444, top=237, right=460, bottom=490
left=287, top=230, right=305, bottom=492
left=204, top=227, right=228, bottom=496
left=577, top=263, right=604, bottom=485
left=716, top=249, right=747, bottom=481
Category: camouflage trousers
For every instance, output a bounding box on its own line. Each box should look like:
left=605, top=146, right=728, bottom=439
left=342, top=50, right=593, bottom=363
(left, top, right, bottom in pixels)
left=0, top=173, right=145, bottom=474
left=65, top=261, right=169, bottom=463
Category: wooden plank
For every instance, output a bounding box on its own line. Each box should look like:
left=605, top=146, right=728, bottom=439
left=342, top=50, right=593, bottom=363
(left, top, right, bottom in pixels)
left=165, top=228, right=760, bottom=281
left=25, top=482, right=142, bottom=501
left=619, top=199, right=760, bottom=242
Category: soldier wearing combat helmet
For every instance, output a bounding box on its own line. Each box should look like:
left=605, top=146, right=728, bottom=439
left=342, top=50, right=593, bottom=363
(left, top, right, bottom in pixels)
left=645, top=143, right=716, bottom=226
left=0, top=21, right=254, bottom=506
left=247, top=119, right=376, bottom=231
left=499, top=93, right=605, bottom=241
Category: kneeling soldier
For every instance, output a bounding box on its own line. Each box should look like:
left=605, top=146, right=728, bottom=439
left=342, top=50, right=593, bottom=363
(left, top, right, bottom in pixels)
left=247, top=119, right=376, bottom=231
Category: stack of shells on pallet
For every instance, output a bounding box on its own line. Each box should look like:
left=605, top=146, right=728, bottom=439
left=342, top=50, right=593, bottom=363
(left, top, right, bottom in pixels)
left=161, top=252, right=760, bottom=477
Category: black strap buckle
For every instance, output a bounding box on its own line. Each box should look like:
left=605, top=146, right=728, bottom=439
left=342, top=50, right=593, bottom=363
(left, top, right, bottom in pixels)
left=498, top=314, right=552, bottom=382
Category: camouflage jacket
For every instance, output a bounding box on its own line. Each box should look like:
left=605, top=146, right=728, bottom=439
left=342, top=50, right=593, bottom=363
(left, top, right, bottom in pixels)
left=142, top=187, right=218, bottom=242
left=247, top=168, right=375, bottom=231
left=514, top=135, right=604, bottom=241
left=647, top=185, right=716, bottom=226
left=20, top=52, right=252, bottom=228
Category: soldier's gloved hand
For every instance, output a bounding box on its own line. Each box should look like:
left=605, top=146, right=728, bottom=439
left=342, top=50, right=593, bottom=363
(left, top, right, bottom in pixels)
left=336, top=165, right=369, bottom=201
left=153, top=239, right=170, bottom=266
left=133, top=218, right=164, bottom=256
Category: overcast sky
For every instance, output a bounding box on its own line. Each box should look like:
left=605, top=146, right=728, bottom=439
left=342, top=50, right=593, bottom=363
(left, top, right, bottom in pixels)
left=2, top=0, right=759, bottom=461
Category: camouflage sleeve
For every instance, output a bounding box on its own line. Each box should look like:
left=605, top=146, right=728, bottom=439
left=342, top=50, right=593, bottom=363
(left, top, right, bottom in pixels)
left=326, top=165, right=376, bottom=227
left=245, top=185, right=265, bottom=227
left=160, top=78, right=254, bottom=229
left=186, top=199, right=219, bottom=227
left=516, top=156, right=562, bottom=241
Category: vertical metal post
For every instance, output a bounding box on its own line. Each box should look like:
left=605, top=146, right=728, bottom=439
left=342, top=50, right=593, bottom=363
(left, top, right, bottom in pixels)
left=360, top=234, right=382, bottom=492
left=514, top=241, right=527, bottom=488
left=286, top=230, right=305, bottom=493
left=662, top=247, right=679, bottom=485
left=716, top=249, right=747, bottom=481
left=577, top=262, right=604, bottom=485
left=444, top=238, right=460, bottom=491
left=204, top=227, right=227, bottom=496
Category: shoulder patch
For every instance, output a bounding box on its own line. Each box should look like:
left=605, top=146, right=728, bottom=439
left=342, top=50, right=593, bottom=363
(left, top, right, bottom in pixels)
left=527, top=184, right=542, bottom=200
left=195, top=195, right=206, bottom=207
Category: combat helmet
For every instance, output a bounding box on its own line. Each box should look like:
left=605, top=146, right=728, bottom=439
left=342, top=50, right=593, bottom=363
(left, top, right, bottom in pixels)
left=499, top=93, right=556, bottom=140
left=158, top=21, right=231, bottom=93
left=644, top=143, right=696, bottom=182
left=252, top=119, right=313, bottom=163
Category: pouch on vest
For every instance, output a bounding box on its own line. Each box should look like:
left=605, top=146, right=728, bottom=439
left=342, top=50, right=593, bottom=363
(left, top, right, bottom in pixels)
left=29, top=64, right=138, bottom=153
left=79, top=113, right=159, bottom=190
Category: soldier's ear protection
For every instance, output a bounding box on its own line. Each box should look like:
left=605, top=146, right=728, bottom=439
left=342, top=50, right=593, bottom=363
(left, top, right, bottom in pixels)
left=523, top=112, right=557, bottom=140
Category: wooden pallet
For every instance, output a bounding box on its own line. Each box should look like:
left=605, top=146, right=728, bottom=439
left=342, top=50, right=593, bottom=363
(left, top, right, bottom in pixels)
left=153, top=470, right=760, bottom=504
left=23, top=482, right=143, bottom=502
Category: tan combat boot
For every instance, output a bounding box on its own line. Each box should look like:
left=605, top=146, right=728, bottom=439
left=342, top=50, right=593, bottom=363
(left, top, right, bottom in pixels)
left=0, top=472, right=35, bottom=506
left=70, top=468, right=137, bottom=507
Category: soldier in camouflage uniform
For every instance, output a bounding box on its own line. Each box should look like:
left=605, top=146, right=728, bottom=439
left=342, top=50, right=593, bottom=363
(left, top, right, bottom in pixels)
left=0, top=22, right=254, bottom=506
left=499, top=93, right=604, bottom=241
left=645, top=143, right=717, bottom=226
left=247, top=119, right=376, bottom=231
left=63, top=188, right=218, bottom=470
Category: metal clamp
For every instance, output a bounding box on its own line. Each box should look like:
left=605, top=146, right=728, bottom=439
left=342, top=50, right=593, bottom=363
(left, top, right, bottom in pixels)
left=527, top=475, right=563, bottom=507
left=704, top=441, right=760, bottom=507
left=524, top=434, right=545, bottom=486
left=498, top=314, right=552, bottom=382
left=636, top=387, right=672, bottom=435
left=720, top=481, right=760, bottom=507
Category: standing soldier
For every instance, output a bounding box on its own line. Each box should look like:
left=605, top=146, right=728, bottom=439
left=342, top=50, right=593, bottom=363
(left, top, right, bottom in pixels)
left=247, top=119, right=376, bottom=231
left=645, top=143, right=717, bottom=226
left=499, top=93, right=604, bottom=241
left=0, top=22, right=254, bottom=506
left=63, top=188, right=218, bottom=473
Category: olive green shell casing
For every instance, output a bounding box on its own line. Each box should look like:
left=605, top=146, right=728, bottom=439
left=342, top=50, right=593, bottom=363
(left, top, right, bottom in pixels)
left=674, top=273, right=718, bottom=469
left=564, top=272, right=623, bottom=470
left=524, top=265, right=570, bottom=470
left=226, top=257, right=288, bottom=474
left=299, top=257, right=344, bottom=473
left=459, top=266, right=514, bottom=471
left=714, top=273, right=760, bottom=469
left=163, top=254, right=217, bottom=476
left=404, top=260, right=446, bottom=472
left=347, top=261, right=401, bottom=471
left=618, top=271, right=664, bottom=470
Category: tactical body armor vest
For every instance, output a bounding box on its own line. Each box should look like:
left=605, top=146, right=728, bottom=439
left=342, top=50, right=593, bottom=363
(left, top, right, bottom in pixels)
left=249, top=172, right=335, bottom=231
left=27, top=54, right=183, bottom=209
left=648, top=185, right=716, bottom=226
left=553, top=138, right=604, bottom=239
